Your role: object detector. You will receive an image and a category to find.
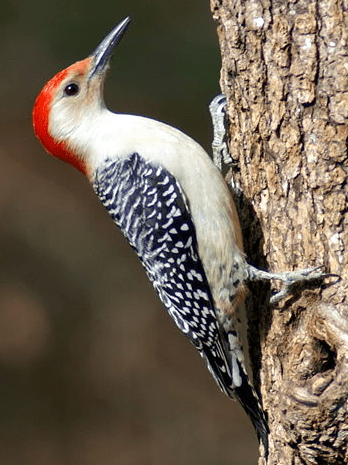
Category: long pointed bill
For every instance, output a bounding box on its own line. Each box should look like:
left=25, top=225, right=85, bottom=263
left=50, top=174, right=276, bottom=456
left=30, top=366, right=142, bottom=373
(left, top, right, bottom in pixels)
left=90, top=17, right=131, bottom=77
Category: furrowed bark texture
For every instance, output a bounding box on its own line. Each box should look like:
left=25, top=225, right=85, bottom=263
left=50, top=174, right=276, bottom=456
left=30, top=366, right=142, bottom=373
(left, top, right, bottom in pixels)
left=210, top=1, right=348, bottom=464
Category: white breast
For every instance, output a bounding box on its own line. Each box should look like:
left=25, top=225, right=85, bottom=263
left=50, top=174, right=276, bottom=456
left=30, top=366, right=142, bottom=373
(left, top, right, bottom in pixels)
left=70, top=110, right=245, bottom=297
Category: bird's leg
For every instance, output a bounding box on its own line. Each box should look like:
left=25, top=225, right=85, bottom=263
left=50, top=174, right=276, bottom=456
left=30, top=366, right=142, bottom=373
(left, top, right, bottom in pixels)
left=245, top=263, right=331, bottom=304
left=209, top=94, right=233, bottom=170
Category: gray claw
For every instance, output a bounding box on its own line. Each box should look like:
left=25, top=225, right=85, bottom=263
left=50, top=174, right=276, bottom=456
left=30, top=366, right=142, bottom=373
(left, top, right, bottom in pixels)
left=209, top=94, right=232, bottom=169
left=245, top=264, right=331, bottom=305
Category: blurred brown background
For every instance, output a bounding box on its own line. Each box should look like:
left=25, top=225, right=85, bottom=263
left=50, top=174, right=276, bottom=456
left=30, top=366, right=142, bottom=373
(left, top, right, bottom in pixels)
left=0, top=0, right=258, bottom=463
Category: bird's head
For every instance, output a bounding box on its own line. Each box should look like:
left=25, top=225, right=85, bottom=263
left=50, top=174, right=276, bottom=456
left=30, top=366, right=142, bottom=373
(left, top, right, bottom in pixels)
left=33, top=17, right=131, bottom=175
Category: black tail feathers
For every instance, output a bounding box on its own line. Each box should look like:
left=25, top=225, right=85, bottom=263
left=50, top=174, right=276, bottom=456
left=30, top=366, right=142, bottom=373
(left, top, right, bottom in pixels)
left=201, top=342, right=269, bottom=455
left=233, top=382, right=269, bottom=457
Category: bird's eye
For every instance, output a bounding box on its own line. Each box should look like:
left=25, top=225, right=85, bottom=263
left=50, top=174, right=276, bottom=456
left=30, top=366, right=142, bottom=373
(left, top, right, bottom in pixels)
left=64, top=83, right=80, bottom=96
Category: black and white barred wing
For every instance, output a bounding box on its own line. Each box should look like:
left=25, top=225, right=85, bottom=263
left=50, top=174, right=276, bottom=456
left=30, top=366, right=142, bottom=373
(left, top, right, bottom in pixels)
left=94, top=152, right=269, bottom=448
left=93, top=152, right=233, bottom=390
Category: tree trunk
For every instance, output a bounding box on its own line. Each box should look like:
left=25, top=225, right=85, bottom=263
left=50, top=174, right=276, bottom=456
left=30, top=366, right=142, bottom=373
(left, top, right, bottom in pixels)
left=210, top=0, right=348, bottom=463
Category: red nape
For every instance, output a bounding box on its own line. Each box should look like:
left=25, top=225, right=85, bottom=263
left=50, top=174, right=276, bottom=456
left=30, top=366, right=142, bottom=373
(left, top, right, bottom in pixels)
left=32, top=59, right=91, bottom=176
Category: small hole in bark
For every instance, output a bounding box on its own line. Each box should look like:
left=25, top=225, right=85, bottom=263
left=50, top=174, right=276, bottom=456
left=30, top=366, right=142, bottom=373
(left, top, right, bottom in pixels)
left=302, top=100, right=316, bottom=108
left=312, top=339, right=336, bottom=374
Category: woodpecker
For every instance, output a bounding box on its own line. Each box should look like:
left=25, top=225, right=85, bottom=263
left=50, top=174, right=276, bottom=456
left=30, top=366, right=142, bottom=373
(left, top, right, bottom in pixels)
left=33, top=17, right=327, bottom=452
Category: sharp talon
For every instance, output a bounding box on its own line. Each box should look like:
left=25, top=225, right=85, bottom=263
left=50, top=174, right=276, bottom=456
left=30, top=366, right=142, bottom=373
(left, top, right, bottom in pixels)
left=245, top=263, right=335, bottom=304
left=209, top=94, right=231, bottom=170
left=270, top=291, right=287, bottom=305
left=209, top=94, right=227, bottom=110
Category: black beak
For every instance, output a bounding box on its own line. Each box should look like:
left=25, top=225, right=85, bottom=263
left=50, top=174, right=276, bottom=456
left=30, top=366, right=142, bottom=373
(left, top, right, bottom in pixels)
left=90, top=17, right=131, bottom=77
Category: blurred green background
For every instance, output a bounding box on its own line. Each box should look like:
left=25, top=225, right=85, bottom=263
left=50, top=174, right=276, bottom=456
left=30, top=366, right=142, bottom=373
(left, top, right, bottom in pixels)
left=0, top=0, right=258, bottom=463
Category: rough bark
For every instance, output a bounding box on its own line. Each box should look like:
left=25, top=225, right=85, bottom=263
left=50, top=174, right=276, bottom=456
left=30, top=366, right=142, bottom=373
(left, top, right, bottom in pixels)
left=210, top=0, right=348, bottom=463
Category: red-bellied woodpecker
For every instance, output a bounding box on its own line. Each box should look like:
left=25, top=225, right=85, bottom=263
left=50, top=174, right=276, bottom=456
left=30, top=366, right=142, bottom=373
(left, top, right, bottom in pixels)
left=32, top=17, right=328, bottom=453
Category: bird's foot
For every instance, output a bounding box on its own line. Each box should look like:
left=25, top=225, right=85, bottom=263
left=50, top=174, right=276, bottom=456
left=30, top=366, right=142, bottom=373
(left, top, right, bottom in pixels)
left=245, top=264, right=334, bottom=304
left=209, top=94, right=233, bottom=169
